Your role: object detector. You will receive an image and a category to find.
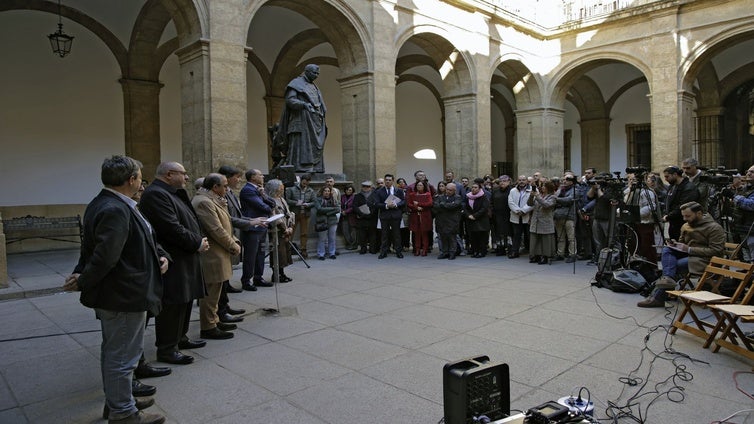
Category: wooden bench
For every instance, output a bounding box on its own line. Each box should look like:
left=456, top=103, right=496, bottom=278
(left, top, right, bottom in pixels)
left=3, top=215, right=82, bottom=245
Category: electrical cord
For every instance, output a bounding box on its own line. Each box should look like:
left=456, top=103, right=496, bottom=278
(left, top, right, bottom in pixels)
left=711, top=408, right=754, bottom=424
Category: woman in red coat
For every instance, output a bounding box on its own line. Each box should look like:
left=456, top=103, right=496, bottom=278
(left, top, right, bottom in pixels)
left=407, top=181, right=434, bottom=256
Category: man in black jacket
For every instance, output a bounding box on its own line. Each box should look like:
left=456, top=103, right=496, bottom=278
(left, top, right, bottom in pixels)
left=663, top=165, right=700, bottom=241
left=434, top=183, right=464, bottom=259
left=139, top=162, right=210, bottom=365
left=353, top=180, right=378, bottom=254
left=63, top=156, right=167, bottom=424
left=370, top=174, right=406, bottom=258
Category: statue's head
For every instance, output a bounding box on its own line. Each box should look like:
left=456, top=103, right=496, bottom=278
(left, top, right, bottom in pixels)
left=304, top=64, right=320, bottom=82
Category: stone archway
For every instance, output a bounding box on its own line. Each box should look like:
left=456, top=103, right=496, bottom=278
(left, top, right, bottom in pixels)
left=395, top=29, right=477, bottom=179
left=550, top=56, right=650, bottom=174
left=245, top=0, right=370, bottom=180
left=682, top=30, right=754, bottom=170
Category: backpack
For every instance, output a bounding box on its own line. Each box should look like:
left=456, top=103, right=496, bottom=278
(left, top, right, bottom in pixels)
left=605, top=269, right=648, bottom=293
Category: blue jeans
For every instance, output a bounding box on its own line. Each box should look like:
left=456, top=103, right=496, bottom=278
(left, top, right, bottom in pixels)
left=96, top=309, right=146, bottom=420
left=654, top=247, right=689, bottom=301
left=317, top=224, right=337, bottom=257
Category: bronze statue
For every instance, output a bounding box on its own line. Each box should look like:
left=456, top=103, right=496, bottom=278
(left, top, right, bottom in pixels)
left=273, top=64, right=327, bottom=173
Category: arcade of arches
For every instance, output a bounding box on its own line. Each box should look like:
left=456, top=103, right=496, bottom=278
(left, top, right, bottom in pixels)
left=2, top=0, right=754, bottom=235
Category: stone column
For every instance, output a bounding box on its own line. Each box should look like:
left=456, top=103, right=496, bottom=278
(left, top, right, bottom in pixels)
left=0, top=213, right=7, bottom=288
left=119, top=78, right=164, bottom=180
left=694, top=107, right=724, bottom=166
left=514, top=108, right=565, bottom=177
left=373, top=71, right=397, bottom=180
left=578, top=117, right=610, bottom=173
left=175, top=39, right=212, bottom=177
left=444, top=94, right=479, bottom=178
left=339, top=72, right=375, bottom=185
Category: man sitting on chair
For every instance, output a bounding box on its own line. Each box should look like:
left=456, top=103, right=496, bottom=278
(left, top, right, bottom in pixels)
left=637, top=201, right=725, bottom=308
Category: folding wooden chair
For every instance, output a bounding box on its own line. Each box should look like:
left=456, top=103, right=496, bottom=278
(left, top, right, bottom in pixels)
left=668, top=257, right=754, bottom=347
left=707, top=304, right=754, bottom=364
left=675, top=242, right=744, bottom=290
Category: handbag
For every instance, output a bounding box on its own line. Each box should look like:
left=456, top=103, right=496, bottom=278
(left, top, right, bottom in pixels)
left=315, top=221, right=328, bottom=232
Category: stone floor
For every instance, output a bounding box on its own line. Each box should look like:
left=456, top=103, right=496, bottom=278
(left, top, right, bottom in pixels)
left=1, top=248, right=753, bottom=423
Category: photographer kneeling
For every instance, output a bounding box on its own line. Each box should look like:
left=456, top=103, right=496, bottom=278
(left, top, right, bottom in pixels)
left=637, top=201, right=725, bottom=308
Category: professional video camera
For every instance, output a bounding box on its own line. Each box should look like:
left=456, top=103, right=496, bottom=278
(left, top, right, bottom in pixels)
left=625, top=166, right=649, bottom=177
left=699, top=166, right=739, bottom=187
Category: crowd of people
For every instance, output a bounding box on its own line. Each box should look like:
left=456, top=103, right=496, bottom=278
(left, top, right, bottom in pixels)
left=64, top=155, right=754, bottom=423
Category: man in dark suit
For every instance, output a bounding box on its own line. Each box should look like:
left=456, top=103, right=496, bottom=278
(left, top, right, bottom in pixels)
left=139, top=161, right=210, bottom=365
left=63, top=155, right=166, bottom=424
left=239, top=168, right=276, bottom=290
left=370, top=173, right=406, bottom=258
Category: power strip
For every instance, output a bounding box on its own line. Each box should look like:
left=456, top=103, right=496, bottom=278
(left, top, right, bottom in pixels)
left=557, top=396, right=594, bottom=415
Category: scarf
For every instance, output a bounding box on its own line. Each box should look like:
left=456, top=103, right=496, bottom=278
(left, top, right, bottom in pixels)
left=466, top=189, right=484, bottom=208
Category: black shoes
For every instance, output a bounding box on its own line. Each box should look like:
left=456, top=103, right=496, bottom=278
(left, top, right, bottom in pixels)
left=200, top=327, right=234, bottom=340
left=378, top=253, right=387, bottom=259
left=156, top=351, right=194, bottom=365
left=329, top=255, right=337, bottom=259
left=225, top=283, right=243, bottom=294
left=565, top=256, right=576, bottom=263
left=437, top=254, right=449, bottom=259
left=132, top=379, right=157, bottom=397
left=253, top=278, right=273, bottom=287
left=538, top=257, right=551, bottom=265
left=134, top=362, right=171, bottom=379
left=242, top=282, right=257, bottom=291
left=396, top=252, right=404, bottom=258
left=318, top=256, right=326, bottom=260
left=219, top=313, right=243, bottom=323
left=227, top=306, right=246, bottom=315
left=217, top=322, right=237, bottom=331
left=280, top=275, right=293, bottom=282
left=103, top=397, right=155, bottom=420
left=177, top=339, right=206, bottom=350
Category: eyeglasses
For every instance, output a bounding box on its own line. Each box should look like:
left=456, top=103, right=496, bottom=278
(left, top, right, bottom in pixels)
left=168, top=169, right=187, bottom=175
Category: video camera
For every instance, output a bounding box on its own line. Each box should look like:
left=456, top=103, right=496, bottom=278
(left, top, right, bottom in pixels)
left=699, top=166, right=739, bottom=187
left=625, top=166, right=649, bottom=176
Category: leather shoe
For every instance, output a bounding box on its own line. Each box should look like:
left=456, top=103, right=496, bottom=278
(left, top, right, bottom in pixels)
left=217, top=322, right=237, bottom=331
left=637, top=298, right=666, bottom=308
left=448, top=255, right=456, bottom=260
left=131, top=379, right=156, bottom=397
left=219, top=312, right=243, bottom=323
left=280, top=275, right=293, bottom=282
left=378, top=253, right=387, bottom=259
left=134, top=362, right=171, bottom=379
left=242, top=282, right=257, bottom=291
left=253, top=278, right=274, bottom=287
left=226, top=306, right=246, bottom=315
left=177, top=339, right=206, bottom=350
left=103, top=397, right=154, bottom=420
left=200, top=327, right=234, bottom=340
left=108, top=410, right=165, bottom=424
left=437, top=254, right=449, bottom=259
left=225, top=283, right=242, bottom=294
left=396, top=252, right=404, bottom=258
left=156, top=351, right=194, bottom=365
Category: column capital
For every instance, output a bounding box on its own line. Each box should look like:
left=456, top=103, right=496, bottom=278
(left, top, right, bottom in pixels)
left=175, top=38, right=210, bottom=65
left=337, top=71, right=374, bottom=89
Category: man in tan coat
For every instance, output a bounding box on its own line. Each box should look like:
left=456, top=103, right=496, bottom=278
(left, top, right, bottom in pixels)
left=192, top=173, right=242, bottom=339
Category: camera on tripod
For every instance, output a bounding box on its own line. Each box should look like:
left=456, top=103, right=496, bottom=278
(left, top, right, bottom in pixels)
left=699, top=165, right=739, bottom=187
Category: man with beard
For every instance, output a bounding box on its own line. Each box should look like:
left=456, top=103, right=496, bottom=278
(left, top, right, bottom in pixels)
left=662, top=165, right=700, bottom=241
left=637, top=201, right=725, bottom=307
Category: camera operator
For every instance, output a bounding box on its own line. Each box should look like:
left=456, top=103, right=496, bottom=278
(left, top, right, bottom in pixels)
left=576, top=168, right=596, bottom=261
left=586, top=172, right=624, bottom=258
left=624, top=171, right=660, bottom=262
left=554, top=173, right=577, bottom=262
left=721, top=165, right=754, bottom=261
left=662, top=165, right=700, bottom=241
left=682, top=158, right=711, bottom=213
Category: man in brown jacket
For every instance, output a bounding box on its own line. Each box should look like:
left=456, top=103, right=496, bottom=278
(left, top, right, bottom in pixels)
left=192, top=173, right=242, bottom=339
left=638, top=201, right=725, bottom=307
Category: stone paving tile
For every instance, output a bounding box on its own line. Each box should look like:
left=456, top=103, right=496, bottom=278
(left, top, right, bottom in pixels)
left=3, top=347, right=99, bottom=406
left=285, top=372, right=439, bottom=424
left=212, top=398, right=329, bottom=424
left=280, top=328, right=407, bottom=370
left=294, top=300, right=374, bottom=327
left=217, top=342, right=351, bottom=396
left=336, top=314, right=456, bottom=349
